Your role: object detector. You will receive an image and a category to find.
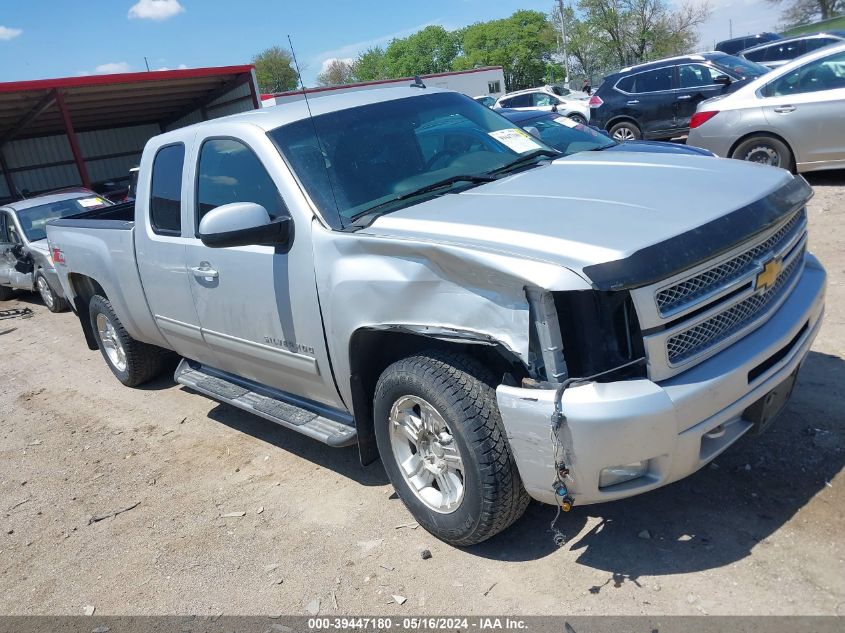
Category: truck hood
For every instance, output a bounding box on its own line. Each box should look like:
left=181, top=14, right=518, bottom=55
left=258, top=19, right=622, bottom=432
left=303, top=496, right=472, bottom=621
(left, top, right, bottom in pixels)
left=365, top=152, right=805, bottom=289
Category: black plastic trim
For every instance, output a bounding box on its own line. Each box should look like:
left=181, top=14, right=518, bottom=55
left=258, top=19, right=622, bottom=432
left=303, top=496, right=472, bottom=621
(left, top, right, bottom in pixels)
left=582, top=176, right=812, bottom=291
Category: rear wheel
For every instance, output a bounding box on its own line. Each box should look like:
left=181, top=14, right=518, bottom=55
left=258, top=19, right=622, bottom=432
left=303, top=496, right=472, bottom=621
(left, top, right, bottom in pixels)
left=35, top=272, right=68, bottom=313
left=374, top=350, right=530, bottom=546
left=609, top=121, right=641, bottom=141
left=567, top=113, right=588, bottom=125
left=731, top=135, right=794, bottom=171
left=88, top=295, right=168, bottom=387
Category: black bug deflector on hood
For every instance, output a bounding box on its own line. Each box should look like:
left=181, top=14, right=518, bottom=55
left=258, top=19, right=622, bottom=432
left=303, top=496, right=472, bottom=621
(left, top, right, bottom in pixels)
left=582, top=176, right=813, bottom=291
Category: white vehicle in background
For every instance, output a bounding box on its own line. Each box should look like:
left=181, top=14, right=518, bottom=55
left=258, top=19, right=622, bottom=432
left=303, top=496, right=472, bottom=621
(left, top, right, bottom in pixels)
left=494, top=86, right=591, bottom=125
left=688, top=41, right=845, bottom=172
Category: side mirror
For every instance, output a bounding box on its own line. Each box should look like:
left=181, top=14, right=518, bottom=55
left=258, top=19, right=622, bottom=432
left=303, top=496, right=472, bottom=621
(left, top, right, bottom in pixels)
left=198, top=202, right=292, bottom=249
left=551, top=103, right=558, bottom=112
left=714, top=74, right=732, bottom=85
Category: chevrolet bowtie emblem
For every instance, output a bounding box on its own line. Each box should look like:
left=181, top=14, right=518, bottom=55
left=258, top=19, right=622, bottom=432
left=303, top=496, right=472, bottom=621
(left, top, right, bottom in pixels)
left=755, top=257, right=783, bottom=292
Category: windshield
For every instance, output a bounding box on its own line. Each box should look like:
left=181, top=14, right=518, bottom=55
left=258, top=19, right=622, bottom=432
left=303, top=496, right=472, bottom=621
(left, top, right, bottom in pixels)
left=269, top=92, right=557, bottom=227
left=16, top=194, right=111, bottom=241
left=518, top=115, right=616, bottom=155
left=710, top=53, right=770, bottom=78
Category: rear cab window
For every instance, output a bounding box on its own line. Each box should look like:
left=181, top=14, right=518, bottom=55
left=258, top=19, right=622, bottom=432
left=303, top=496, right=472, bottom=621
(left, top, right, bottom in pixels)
left=149, top=144, right=185, bottom=236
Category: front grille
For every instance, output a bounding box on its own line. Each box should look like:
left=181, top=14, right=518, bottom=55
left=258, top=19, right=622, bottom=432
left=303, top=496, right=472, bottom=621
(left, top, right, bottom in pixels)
left=666, top=246, right=805, bottom=365
left=656, top=209, right=805, bottom=316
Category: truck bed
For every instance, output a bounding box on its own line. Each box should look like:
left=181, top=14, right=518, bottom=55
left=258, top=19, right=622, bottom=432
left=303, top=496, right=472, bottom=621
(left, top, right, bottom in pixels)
left=49, top=201, right=135, bottom=230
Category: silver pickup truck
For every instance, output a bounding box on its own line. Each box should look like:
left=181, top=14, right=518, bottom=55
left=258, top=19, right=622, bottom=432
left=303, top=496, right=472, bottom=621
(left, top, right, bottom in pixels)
left=47, top=87, right=826, bottom=545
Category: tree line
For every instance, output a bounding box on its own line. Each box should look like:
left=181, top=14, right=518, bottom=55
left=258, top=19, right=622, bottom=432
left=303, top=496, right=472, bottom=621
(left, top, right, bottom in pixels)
left=253, top=0, right=844, bottom=95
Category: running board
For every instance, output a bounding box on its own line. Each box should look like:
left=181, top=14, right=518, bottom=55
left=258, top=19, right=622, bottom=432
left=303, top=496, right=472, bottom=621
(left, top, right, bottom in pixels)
left=174, top=359, right=357, bottom=447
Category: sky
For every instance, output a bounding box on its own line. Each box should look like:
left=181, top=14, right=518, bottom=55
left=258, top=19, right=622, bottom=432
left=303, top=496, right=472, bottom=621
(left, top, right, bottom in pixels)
left=0, top=0, right=784, bottom=85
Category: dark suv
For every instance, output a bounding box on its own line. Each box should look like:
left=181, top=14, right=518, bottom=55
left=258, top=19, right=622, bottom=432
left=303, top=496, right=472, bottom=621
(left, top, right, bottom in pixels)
left=588, top=53, right=770, bottom=141
left=715, top=32, right=781, bottom=55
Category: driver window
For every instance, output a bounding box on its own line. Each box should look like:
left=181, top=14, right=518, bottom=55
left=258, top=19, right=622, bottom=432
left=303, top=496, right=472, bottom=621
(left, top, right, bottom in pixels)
left=3, top=214, right=21, bottom=244
left=0, top=213, right=9, bottom=243
left=196, top=138, right=288, bottom=225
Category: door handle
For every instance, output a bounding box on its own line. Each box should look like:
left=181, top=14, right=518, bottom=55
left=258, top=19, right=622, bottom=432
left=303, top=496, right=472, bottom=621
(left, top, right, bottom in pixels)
left=677, top=95, right=692, bottom=100
left=190, top=263, right=219, bottom=279
left=774, top=105, right=796, bottom=113
left=626, top=100, right=640, bottom=105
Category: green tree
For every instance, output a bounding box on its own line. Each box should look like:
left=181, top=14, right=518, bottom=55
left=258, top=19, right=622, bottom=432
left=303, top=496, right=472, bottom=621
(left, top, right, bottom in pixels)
left=767, top=0, right=844, bottom=27
left=383, top=25, right=461, bottom=76
left=252, top=46, right=299, bottom=93
left=317, top=59, right=355, bottom=86
left=453, top=10, right=558, bottom=90
left=571, top=0, right=712, bottom=69
left=352, top=46, right=389, bottom=81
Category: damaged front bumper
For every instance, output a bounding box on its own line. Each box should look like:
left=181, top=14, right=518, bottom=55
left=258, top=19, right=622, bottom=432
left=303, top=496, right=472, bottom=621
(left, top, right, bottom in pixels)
left=497, top=254, right=826, bottom=506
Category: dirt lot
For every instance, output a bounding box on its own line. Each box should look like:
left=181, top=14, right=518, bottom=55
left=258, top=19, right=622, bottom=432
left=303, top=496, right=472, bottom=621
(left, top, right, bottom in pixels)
left=1, top=172, right=844, bottom=616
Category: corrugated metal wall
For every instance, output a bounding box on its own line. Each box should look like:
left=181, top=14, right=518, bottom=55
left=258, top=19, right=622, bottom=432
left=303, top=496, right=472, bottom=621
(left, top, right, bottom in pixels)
left=1, top=78, right=256, bottom=200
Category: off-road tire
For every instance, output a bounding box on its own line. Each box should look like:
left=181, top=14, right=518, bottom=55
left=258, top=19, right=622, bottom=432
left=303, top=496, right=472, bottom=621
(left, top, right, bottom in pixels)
left=88, top=294, right=168, bottom=387
left=0, top=285, right=13, bottom=301
left=35, top=272, right=68, bottom=313
left=374, top=350, right=530, bottom=546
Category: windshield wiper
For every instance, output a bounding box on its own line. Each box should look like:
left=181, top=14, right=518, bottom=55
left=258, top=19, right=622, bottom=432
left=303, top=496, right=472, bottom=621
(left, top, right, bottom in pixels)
left=350, top=174, right=495, bottom=224
left=488, top=149, right=562, bottom=176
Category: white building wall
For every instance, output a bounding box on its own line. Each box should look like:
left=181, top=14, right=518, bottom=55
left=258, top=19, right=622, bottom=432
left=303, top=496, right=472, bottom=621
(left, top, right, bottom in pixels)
left=264, top=68, right=506, bottom=107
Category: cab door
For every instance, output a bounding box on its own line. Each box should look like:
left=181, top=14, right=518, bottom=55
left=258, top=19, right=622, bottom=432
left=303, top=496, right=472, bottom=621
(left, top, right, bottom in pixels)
left=134, top=137, right=219, bottom=367
left=183, top=128, right=343, bottom=409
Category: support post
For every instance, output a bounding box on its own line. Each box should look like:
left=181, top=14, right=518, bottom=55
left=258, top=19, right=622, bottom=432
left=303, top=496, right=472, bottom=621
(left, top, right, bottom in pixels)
left=55, top=91, right=90, bottom=189
left=0, top=148, right=16, bottom=199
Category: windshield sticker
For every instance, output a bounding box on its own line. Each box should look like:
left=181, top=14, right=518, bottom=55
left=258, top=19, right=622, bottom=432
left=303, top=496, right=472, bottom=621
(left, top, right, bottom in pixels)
left=77, top=197, right=106, bottom=208
left=554, top=116, right=581, bottom=128
left=488, top=128, right=543, bottom=154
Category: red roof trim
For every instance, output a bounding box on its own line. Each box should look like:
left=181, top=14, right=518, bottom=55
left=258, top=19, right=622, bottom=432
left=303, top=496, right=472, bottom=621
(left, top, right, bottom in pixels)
left=264, top=66, right=504, bottom=99
left=0, top=65, right=255, bottom=95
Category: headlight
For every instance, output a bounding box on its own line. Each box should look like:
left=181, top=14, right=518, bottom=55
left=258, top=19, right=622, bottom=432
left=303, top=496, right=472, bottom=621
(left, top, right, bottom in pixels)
left=599, top=460, right=648, bottom=488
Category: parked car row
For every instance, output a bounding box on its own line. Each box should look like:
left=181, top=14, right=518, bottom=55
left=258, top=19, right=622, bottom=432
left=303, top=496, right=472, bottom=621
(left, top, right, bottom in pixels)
left=689, top=41, right=845, bottom=172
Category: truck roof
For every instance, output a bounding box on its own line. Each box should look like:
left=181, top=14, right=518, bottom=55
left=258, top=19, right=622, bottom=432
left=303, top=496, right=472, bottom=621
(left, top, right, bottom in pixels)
left=161, top=86, right=453, bottom=139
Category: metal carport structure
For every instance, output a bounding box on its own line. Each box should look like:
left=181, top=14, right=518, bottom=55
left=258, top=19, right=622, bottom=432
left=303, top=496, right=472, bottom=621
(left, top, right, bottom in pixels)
left=0, top=65, right=259, bottom=202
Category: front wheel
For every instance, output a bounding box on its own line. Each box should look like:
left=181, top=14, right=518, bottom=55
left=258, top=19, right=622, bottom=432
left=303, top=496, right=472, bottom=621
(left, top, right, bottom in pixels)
left=35, top=272, right=68, bottom=313
left=731, top=135, right=794, bottom=171
left=0, top=285, right=13, bottom=301
left=374, top=350, right=530, bottom=546
left=88, top=295, right=168, bottom=387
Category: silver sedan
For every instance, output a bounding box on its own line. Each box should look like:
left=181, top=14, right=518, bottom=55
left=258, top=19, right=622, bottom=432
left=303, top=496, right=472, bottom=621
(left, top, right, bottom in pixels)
left=687, top=41, right=845, bottom=173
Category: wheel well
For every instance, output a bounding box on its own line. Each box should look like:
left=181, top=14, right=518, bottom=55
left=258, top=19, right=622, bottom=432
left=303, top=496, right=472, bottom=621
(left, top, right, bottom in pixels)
left=605, top=116, right=641, bottom=132
left=728, top=131, right=795, bottom=164
left=348, top=328, right=525, bottom=466
left=67, top=274, right=107, bottom=350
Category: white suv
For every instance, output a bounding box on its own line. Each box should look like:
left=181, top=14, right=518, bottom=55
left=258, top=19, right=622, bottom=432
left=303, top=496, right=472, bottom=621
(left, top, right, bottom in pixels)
left=494, top=86, right=591, bottom=124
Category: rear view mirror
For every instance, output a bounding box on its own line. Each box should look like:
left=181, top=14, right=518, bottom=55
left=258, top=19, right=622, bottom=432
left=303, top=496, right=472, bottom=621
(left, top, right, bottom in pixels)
left=198, top=202, right=292, bottom=249
left=714, top=74, right=732, bottom=85
left=523, top=126, right=541, bottom=139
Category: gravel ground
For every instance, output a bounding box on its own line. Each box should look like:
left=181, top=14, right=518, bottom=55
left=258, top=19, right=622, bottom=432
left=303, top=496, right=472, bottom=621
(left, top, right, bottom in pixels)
left=1, top=172, right=843, bottom=616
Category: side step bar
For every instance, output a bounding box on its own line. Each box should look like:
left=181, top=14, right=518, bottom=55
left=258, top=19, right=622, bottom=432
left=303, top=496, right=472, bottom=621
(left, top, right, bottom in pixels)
left=174, top=359, right=357, bottom=447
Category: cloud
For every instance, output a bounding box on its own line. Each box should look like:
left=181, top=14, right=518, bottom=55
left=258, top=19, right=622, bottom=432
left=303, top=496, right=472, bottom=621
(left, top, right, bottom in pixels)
left=128, top=0, right=185, bottom=21
left=320, top=57, right=354, bottom=73
left=0, top=25, right=23, bottom=40
left=95, top=62, right=132, bottom=74
left=155, top=63, right=189, bottom=71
